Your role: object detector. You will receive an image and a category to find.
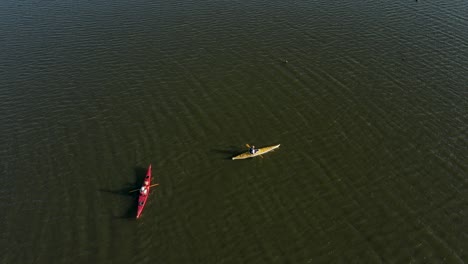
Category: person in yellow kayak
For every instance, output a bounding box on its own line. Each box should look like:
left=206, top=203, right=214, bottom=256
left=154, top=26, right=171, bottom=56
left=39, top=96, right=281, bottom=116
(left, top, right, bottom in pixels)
left=249, top=145, right=258, bottom=154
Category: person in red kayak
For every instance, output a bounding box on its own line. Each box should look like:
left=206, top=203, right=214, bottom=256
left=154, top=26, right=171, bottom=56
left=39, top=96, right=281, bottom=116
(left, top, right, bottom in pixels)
left=140, top=186, right=148, bottom=195
left=144, top=175, right=150, bottom=186
left=249, top=145, right=258, bottom=154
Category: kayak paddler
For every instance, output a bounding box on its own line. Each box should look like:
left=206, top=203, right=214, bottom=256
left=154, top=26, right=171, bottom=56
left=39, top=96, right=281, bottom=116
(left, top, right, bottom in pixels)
left=249, top=145, right=258, bottom=154
left=144, top=175, right=150, bottom=186
left=140, top=186, right=148, bottom=195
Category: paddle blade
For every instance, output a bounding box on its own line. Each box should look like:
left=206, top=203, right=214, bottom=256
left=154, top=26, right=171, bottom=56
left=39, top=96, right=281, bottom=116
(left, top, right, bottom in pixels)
left=245, top=144, right=251, bottom=148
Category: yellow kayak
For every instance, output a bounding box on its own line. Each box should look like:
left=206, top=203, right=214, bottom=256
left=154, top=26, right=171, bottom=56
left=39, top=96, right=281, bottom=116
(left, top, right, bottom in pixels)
left=232, top=144, right=280, bottom=160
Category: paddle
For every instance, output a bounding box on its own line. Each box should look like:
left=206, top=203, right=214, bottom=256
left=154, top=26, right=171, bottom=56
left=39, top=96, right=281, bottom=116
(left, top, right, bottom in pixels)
left=129, top=183, right=159, bottom=193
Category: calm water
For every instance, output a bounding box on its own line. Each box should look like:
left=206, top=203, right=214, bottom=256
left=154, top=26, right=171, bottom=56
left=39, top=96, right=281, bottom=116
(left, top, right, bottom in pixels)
left=1, top=0, right=467, bottom=263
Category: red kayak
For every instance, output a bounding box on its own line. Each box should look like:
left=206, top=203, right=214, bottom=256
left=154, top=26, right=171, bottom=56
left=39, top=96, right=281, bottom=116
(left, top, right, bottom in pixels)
left=136, top=164, right=152, bottom=219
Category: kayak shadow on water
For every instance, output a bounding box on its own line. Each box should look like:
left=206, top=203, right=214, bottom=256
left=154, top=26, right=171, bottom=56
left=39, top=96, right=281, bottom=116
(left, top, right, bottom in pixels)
left=99, top=166, right=149, bottom=219
left=211, top=146, right=243, bottom=160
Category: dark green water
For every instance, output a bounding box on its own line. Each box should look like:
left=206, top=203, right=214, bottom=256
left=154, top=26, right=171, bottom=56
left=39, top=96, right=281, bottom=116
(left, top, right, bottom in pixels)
left=1, top=0, right=467, bottom=263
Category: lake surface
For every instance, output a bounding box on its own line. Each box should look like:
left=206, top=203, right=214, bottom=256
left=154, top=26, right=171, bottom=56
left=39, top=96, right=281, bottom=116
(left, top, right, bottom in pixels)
left=1, top=0, right=467, bottom=263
